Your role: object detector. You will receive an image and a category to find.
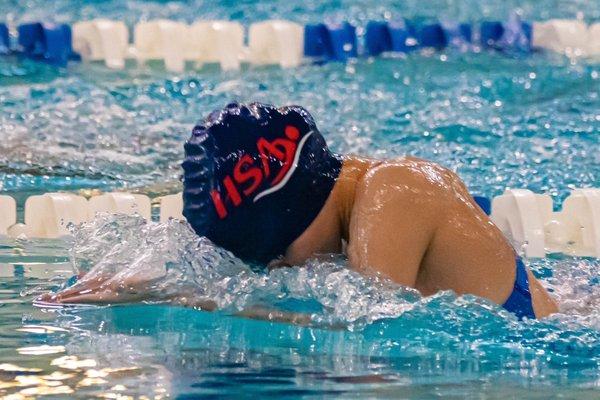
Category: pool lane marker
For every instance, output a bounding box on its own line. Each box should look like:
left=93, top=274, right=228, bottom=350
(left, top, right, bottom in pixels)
left=0, top=195, right=16, bottom=235
left=2, top=17, right=600, bottom=71
left=2, top=188, right=600, bottom=258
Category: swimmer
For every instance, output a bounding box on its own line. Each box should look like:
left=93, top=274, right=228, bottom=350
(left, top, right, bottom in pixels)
left=41, top=102, right=558, bottom=319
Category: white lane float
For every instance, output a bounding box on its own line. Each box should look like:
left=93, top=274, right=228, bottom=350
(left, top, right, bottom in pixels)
left=4, top=192, right=152, bottom=239
left=88, top=192, right=151, bottom=220
left=0, top=195, right=17, bottom=236
left=492, top=188, right=600, bottom=257
left=248, top=20, right=304, bottom=68
left=532, top=19, right=589, bottom=57
left=546, top=189, right=600, bottom=257
left=4, top=187, right=600, bottom=257
left=133, top=19, right=190, bottom=72
left=23, top=193, right=89, bottom=239
left=490, top=189, right=552, bottom=258
left=158, top=192, right=183, bottom=222
left=0, top=264, right=13, bottom=278
left=189, top=20, right=244, bottom=70
left=587, top=23, right=600, bottom=55
left=5, top=16, right=600, bottom=70
left=72, top=19, right=129, bottom=69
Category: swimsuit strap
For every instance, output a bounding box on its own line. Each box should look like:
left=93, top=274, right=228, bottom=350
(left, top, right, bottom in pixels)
left=502, top=257, right=536, bottom=320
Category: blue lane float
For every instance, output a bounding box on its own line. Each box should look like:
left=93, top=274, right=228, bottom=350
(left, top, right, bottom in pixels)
left=328, top=22, right=357, bottom=61
left=388, top=20, right=419, bottom=52
left=304, top=22, right=357, bottom=62
left=364, top=20, right=419, bottom=56
left=417, top=23, right=447, bottom=49
left=364, top=21, right=390, bottom=56
left=365, top=20, right=473, bottom=56
left=0, top=23, right=8, bottom=54
left=17, top=22, right=78, bottom=66
left=440, top=21, right=472, bottom=48
left=0, top=15, right=550, bottom=69
left=480, top=21, right=505, bottom=48
left=304, top=23, right=329, bottom=58
left=498, top=15, right=532, bottom=52
left=481, top=15, right=532, bottom=52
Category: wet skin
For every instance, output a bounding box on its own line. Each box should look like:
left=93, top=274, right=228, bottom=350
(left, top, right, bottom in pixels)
left=282, top=156, right=558, bottom=318
left=40, top=156, right=558, bottom=319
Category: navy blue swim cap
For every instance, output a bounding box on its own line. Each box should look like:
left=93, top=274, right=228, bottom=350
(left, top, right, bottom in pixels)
left=182, top=102, right=342, bottom=263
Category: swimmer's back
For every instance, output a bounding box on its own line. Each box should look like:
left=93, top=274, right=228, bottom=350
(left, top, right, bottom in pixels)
left=343, top=156, right=558, bottom=318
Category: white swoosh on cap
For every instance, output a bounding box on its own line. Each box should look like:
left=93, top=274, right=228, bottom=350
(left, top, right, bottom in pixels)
left=253, top=131, right=313, bottom=203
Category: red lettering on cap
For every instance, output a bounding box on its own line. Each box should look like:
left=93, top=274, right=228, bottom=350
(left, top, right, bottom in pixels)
left=256, top=138, right=297, bottom=185
left=285, top=125, right=300, bottom=140
left=210, top=190, right=228, bottom=219
left=223, top=176, right=242, bottom=206
left=234, top=154, right=263, bottom=196
left=211, top=125, right=303, bottom=218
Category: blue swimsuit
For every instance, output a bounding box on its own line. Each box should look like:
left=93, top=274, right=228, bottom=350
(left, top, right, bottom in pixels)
left=472, top=197, right=536, bottom=319
left=502, top=257, right=536, bottom=319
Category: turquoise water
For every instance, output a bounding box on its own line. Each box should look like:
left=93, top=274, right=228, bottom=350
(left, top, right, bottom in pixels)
left=1, top=0, right=600, bottom=398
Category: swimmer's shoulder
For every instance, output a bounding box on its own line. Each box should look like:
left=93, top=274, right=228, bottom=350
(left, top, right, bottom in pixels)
left=342, top=156, right=446, bottom=253
left=339, top=156, right=451, bottom=223
left=346, top=155, right=458, bottom=197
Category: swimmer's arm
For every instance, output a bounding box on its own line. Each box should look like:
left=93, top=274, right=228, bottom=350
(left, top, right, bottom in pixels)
left=235, top=307, right=311, bottom=325
left=37, top=275, right=326, bottom=327
left=168, top=295, right=321, bottom=327
left=346, top=163, right=439, bottom=288
left=37, top=272, right=218, bottom=310
left=172, top=299, right=319, bottom=327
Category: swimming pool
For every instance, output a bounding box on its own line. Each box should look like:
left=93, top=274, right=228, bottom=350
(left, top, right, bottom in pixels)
left=1, top=0, right=600, bottom=398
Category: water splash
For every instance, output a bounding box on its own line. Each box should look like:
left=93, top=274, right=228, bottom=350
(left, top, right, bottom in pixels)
left=55, top=214, right=600, bottom=334
left=19, top=213, right=597, bottom=398
left=62, top=214, right=424, bottom=328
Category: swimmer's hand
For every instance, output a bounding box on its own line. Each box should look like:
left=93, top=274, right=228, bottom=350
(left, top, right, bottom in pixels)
left=37, top=275, right=318, bottom=326
left=36, top=272, right=217, bottom=311
left=38, top=274, right=342, bottom=328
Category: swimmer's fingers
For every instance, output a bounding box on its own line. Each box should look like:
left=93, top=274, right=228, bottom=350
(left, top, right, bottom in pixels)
left=37, top=273, right=114, bottom=303
left=42, top=273, right=167, bottom=304
left=50, top=281, right=159, bottom=304
left=38, top=283, right=113, bottom=303
left=48, top=289, right=122, bottom=304
left=38, top=275, right=130, bottom=303
left=42, top=284, right=146, bottom=304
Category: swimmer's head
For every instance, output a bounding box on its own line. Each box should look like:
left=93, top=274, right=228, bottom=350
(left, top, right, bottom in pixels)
left=182, top=102, right=342, bottom=263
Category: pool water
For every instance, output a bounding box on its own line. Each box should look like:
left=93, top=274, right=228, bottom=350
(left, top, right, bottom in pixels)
left=1, top=0, right=600, bottom=398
